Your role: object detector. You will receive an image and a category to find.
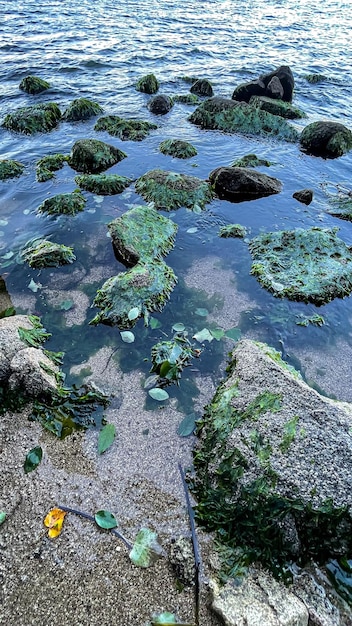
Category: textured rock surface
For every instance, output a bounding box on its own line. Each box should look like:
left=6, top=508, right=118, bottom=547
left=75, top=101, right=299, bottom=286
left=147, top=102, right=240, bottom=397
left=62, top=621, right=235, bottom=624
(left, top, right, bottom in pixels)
left=209, top=166, right=282, bottom=202
left=300, top=121, right=352, bottom=158
left=147, top=94, right=174, bottom=115
left=69, top=138, right=127, bottom=173
left=135, top=168, right=213, bottom=211
left=2, top=102, right=61, bottom=134
left=190, top=78, right=213, bottom=97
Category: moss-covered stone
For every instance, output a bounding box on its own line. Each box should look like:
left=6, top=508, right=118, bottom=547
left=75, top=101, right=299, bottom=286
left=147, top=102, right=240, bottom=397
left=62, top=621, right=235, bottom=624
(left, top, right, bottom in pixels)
left=231, top=154, right=273, bottom=168
left=108, top=205, right=177, bottom=266
left=300, top=121, right=352, bottom=158
left=135, top=73, right=159, bottom=94
left=219, top=224, right=247, bottom=238
left=63, top=98, right=103, bottom=121
left=190, top=78, right=213, bottom=97
left=304, top=73, right=327, bottom=84
left=326, top=193, right=352, bottom=222
left=22, top=240, right=76, bottom=268
left=159, top=139, right=197, bottom=159
left=69, top=139, right=127, bottom=174
left=249, top=227, right=352, bottom=304
left=36, top=153, right=69, bottom=182
left=90, top=260, right=177, bottom=328
left=94, top=115, right=157, bottom=141
left=19, top=75, right=50, bottom=94
left=2, top=102, right=61, bottom=134
left=189, top=97, right=298, bottom=142
left=135, top=169, right=213, bottom=211
left=250, top=95, right=306, bottom=119
left=0, top=160, right=25, bottom=180
left=173, top=93, right=200, bottom=105
left=37, top=191, right=86, bottom=216
left=75, top=173, right=132, bottom=195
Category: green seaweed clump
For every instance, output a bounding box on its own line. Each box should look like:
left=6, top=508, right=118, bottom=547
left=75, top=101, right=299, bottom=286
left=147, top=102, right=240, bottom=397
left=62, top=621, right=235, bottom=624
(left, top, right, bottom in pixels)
left=150, top=329, right=199, bottom=385
left=19, top=75, right=50, bottom=94
left=75, top=173, right=132, bottom=195
left=326, top=193, right=352, bottom=222
left=249, top=227, right=352, bottom=304
left=0, top=159, right=25, bottom=180
left=135, top=169, right=213, bottom=211
left=231, top=154, right=273, bottom=168
left=21, top=239, right=76, bottom=269
left=159, top=139, right=197, bottom=159
left=2, top=102, right=61, bottom=134
left=173, top=93, right=200, bottom=105
left=219, top=224, right=247, bottom=238
left=63, top=98, right=103, bottom=121
left=36, top=153, right=69, bottom=182
left=95, top=115, right=157, bottom=141
left=250, top=96, right=306, bottom=119
left=135, top=73, right=159, bottom=94
left=69, top=138, right=127, bottom=174
left=108, top=205, right=178, bottom=265
left=37, top=191, right=86, bottom=216
left=304, top=73, right=327, bottom=84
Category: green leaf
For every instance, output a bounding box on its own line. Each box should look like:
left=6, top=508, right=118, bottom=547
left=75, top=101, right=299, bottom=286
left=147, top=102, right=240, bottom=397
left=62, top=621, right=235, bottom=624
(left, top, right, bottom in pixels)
left=127, top=306, right=140, bottom=321
left=94, top=510, right=117, bottom=529
left=195, top=308, right=208, bottom=317
left=172, top=322, right=185, bottom=332
left=150, top=317, right=161, bottom=329
left=120, top=330, right=135, bottom=343
left=193, top=328, right=213, bottom=343
left=177, top=413, right=196, bottom=437
left=0, top=511, right=6, bottom=526
left=60, top=299, right=74, bottom=311
left=129, top=528, right=163, bottom=567
left=24, top=446, right=43, bottom=474
left=210, top=328, right=225, bottom=341
left=159, top=361, right=172, bottom=377
left=98, top=423, right=116, bottom=454
left=148, top=388, right=169, bottom=401
left=224, top=327, right=241, bottom=341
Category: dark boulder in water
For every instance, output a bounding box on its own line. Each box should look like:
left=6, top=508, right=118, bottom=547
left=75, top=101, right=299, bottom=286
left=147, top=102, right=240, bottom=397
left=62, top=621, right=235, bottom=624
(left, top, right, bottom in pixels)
left=250, top=95, right=306, bottom=119
left=148, top=94, right=174, bottom=115
left=2, top=102, right=61, bottom=134
left=209, top=166, right=282, bottom=202
left=63, top=98, right=103, bottom=121
left=19, top=75, right=50, bottom=94
left=135, top=73, right=159, bottom=94
left=190, top=78, right=213, bottom=97
left=233, top=65, right=294, bottom=103
left=300, top=121, right=352, bottom=158
left=292, top=189, right=313, bottom=205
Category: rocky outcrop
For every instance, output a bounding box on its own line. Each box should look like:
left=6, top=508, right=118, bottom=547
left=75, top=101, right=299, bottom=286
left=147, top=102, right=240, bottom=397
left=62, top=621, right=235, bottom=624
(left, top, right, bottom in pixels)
left=209, top=166, right=282, bottom=202
left=147, top=94, right=174, bottom=115
left=250, top=95, right=306, bottom=119
left=19, top=75, right=50, bottom=94
left=300, top=121, right=352, bottom=158
left=135, top=73, right=159, bottom=94
left=63, top=98, right=103, bottom=121
left=232, top=65, right=294, bottom=103
left=69, top=138, right=127, bottom=173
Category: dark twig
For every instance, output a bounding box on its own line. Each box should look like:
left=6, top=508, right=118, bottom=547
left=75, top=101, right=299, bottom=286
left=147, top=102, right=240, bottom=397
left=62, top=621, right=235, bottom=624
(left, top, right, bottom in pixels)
left=58, top=504, right=133, bottom=550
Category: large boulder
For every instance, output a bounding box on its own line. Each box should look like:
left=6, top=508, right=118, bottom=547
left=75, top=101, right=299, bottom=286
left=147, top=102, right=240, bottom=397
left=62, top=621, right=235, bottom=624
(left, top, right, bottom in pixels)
left=232, top=66, right=294, bottom=103
left=69, top=139, right=127, bottom=174
left=250, top=95, right=306, bottom=119
left=300, top=121, right=352, bottom=158
left=147, top=94, right=173, bottom=115
left=190, top=78, right=213, bottom=97
left=209, top=166, right=282, bottom=202
left=2, top=102, right=61, bottom=134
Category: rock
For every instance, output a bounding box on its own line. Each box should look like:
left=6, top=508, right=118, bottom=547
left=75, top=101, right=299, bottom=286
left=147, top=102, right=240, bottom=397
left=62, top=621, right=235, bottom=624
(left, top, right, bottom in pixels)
left=190, top=78, right=213, bottom=97
left=219, top=224, right=247, bottom=238
left=292, top=189, right=313, bottom=205
left=266, top=75, right=284, bottom=99
left=326, top=192, right=352, bottom=222
left=173, top=93, right=200, bottom=105
left=135, top=73, right=159, bottom=94
left=2, top=102, right=61, bottom=134
left=21, top=240, right=76, bottom=269
left=159, top=139, right=197, bottom=159
left=19, top=75, right=50, bottom=94
left=0, top=159, right=25, bottom=180
left=232, top=79, right=267, bottom=103
left=35, top=153, right=69, bottom=182
left=233, top=65, right=294, bottom=103
left=69, top=138, right=127, bottom=174
left=169, top=537, right=196, bottom=586
left=94, top=115, right=157, bottom=141
left=231, top=154, right=273, bottom=168
left=0, top=276, right=13, bottom=316
left=135, top=169, right=213, bottom=211
left=37, top=192, right=86, bottom=216
left=304, top=73, right=327, bottom=84
left=63, top=98, right=103, bottom=121
left=250, top=95, right=306, bottom=119
left=75, top=173, right=132, bottom=195
left=300, top=121, right=352, bottom=158
left=209, top=166, right=282, bottom=202
left=147, top=94, right=174, bottom=115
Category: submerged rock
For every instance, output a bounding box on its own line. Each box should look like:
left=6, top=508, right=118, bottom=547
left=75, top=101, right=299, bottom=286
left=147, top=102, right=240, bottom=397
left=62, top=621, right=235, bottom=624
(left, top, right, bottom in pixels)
left=292, top=188, right=313, bottom=205
left=250, top=95, right=306, bottom=119
left=135, top=169, right=213, bottom=211
left=231, top=153, right=273, bottom=168
left=249, top=227, right=352, bottom=304
left=135, top=73, right=159, bottom=94
left=219, top=224, right=247, bottom=238
left=2, top=102, right=61, bottom=134
left=94, top=115, right=157, bottom=141
left=304, top=73, right=327, bottom=84
left=190, top=78, right=213, bottom=97
left=21, top=240, right=76, bottom=269
left=37, top=191, right=86, bottom=216
left=75, top=173, right=132, bottom=195
left=326, top=193, right=352, bottom=222
left=0, top=159, right=25, bottom=180
left=69, top=138, right=127, bottom=174
left=36, top=153, right=69, bottom=182
left=148, top=94, right=174, bottom=115
left=173, top=93, right=200, bottom=105
left=159, top=139, right=197, bottom=159
left=209, top=166, right=282, bottom=202
left=19, top=75, right=50, bottom=94
left=63, top=98, right=103, bottom=121
left=300, top=121, right=352, bottom=158
left=233, top=65, right=295, bottom=103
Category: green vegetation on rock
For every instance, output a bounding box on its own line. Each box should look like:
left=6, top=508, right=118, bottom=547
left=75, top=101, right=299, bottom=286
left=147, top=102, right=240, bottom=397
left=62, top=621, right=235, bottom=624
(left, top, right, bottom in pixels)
left=150, top=329, right=198, bottom=385
left=63, top=98, right=103, bottom=121
left=219, top=224, right=247, bottom=238
left=159, top=139, right=197, bottom=159
left=135, top=169, right=213, bottom=211
left=95, top=115, right=157, bottom=141
left=36, top=153, right=69, bottom=182
left=250, top=96, right=306, bottom=119
left=173, top=93, right=200, bottom=105
left=37, top=191, right=86, bottom=216
left=21, top=239, right=76, bottom=269
left=19, top=75, right=50, bottom=94
left=69, top=138, right=127, bottom=174
left=75, top=173, right=132, bottom=195
left=230, top=154, right=273, bottom=168
left=300, top=121, right=352, bottom=158
left=135, top=73, right=159, bottom=94
left=304, top=73, right=327, bottom=84
left=327, top=194, right=352, bottom=221
left=0, top=159, right=25, bottom=180
left=2, top=102, right=61, bottom=134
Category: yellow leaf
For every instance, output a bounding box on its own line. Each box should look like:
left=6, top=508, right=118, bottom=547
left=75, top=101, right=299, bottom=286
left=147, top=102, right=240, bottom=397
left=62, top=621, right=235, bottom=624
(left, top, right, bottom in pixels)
left=44, top=507, right=67, bottom=539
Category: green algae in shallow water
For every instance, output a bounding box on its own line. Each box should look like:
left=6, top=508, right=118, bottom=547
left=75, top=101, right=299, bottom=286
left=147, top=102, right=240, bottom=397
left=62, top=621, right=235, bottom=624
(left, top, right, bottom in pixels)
left=230, top=154, right=273, bottom=168
left=2, top=102, right=61, bottom=134
left=37, top=191, right=86, bottom=216
left=150, top=330, right=198, bottom=386
left=108, top=205, right=178, bottom=265
left=19, top=75, right=50, bottom=94
left=69, top=138, right=127, bottom=174
left=159, top=139, right=197, bottom=159
left=63, top=98, right=103, bottom=121
left=75, top=173, right=132, bottom=195
left=173, top=93, right=200, bottom=105
left=135, top=169, right=213, bottom=211
left=90, top=260, right=177, bottom=328
left=0, top=159, right=25, bottom=180
left=36, top=153, right=69, bottom=182
left=135, top=73, right=159, bottom=94
left=326, top=194, right=352, bottom=222
left=21, top=239, right=76, bottom=269
left=249, top=227, right=352, bottom=305
left=219, top=224, right=247, bottom=238
left=95, top=115, right=157, bottom=141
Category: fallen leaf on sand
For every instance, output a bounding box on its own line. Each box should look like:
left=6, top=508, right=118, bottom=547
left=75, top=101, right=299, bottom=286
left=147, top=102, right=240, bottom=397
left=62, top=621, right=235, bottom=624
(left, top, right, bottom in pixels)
left=44, top=507, right=67, bottom=538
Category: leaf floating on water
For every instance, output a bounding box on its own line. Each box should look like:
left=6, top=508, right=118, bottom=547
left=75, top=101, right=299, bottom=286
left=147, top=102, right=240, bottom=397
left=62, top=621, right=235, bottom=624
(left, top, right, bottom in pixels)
left=120, top=330, right=135, bottom=343
left=127, top=306, right=140, bottom=321
left=186, top=227, right=198, bottom=234
left=28, top=278, right=41, bottom=293
left=24, top=446, right=43, bottom=474
left=129, top=528, right=164, bottom=568
left=195, top=307, right=208, bottom=317
left=224, top=327, right=241, bottom=341
left=98, top=423, right=116, bottom=454
left=177, top=413, right=196, bottom=437
left=0, top=511, right=6, bottom=526
left=148, top=388, right=169, bottom=401
left=44, top=507, right=67, bottom=538
left=210, top=328, right=225, bottom=341
left=95, top=510, right=117, bottom=530
left=193, top=328, right=213, bottom=343
left=172, top=322, right=185, bottom=332
left=150, top=317, right=161, bottom=329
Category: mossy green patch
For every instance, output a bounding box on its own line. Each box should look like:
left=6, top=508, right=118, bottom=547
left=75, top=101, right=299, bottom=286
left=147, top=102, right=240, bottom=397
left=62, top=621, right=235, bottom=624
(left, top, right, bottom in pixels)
left=63, top=98, right=103, bottom=121
left=37, top=191, right=86, bottom=216
left=219, top=224, right=247, bottom=238
left=2, top=102, right=61, bottom=134
left=304, top=73, right=327, bottom=84
left=159, top=139, right=197, bottom=159
left=135, top=73, right=159, bottom=94
left=21, top=239, right=76, bottom=269
left=95, top=115, right=157, bottom=141
left=36, top=153, right=69, bottom=182
left=230, top=154, right=273, bottom=168
left=173, top=93, right=200, bottom=105
left=75, top=173, right=132, bottom=195
left=250, top=96, right=306, bottom=119
left=326, top=193, right=352, bottom=222
left=150, top=329, right=198, bottom=385
left=0, top=159, right=25, bottom=180
left=19, top=75, right=50, bottom=94
left=135, top=169, right=213, bottom=211
left=69, top=138, right=127, bottom=174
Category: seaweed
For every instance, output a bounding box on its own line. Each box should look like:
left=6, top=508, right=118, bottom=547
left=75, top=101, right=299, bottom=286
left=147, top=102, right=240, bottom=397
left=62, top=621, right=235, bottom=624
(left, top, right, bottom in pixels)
left=2, top=102, right=61, bottom=134
left=135, top=169, right=213, bottom=211
left=0, top=159, right=25, bottom=180
left=21, top=239, right=76, bottom=269
left=219, top=224, right=247, bottom=238
left=63, top=98, right=103, bottom=121
left=37, top=191, right=86, bottom=216
left=19, top=75, right=50, bottom=94
left=135, top=73, right=159, bottom=94
left=69, top=138, right=127, bottom=174
left=95, top=115, right=157, bottom=141
left=75, top=173, right=132, bottom=195
left=150, top=330, right=199, bottom=385
left=159, top=139, right=197, bottom=159
left=36, top=153, right=69, bottom=182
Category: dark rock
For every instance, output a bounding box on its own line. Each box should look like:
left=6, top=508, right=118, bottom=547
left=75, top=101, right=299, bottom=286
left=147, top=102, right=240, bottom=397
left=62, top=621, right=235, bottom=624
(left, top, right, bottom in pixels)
left=231, top=153, right=273, bottom=168
left=159, top=139, right=197, bottom=159
left=300, top=121, right=352, bottom=158
left=69, top=139, right=127, bottom=174
left=260, top=65, right=295, bottom=102
left=209, top=166, right=282, bottom=202
left=190, top=78, right=213, bottom=97
left=94, top=115, right=157, bottom=141
left=232, top=79, right=266, bottom=103
left=63, top=98, right=103, bottom=121
left=233, top=66, right=294, bottom=103
left=147, top=94, right=174, bottom=115
left=292, top=189, right=313, bottom=205
left=266, top=76, right=284, bottom=99
left=173, top=93, right=200, bottom=105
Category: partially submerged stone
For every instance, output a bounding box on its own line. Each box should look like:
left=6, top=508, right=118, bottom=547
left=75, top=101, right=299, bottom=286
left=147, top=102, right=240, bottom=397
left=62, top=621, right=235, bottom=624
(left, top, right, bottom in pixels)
left=209, top=166, right=282, bottom=202
left=95, top=115, right=157, bottom=141
left=108, top=205, right=178, bottom=265
left=173, top=93, right=200, bottom=105
left=2, top=102, right=61, bottom=135
left=304, top=73, right=327, bottom=84
left=148, top=94, right=173, bottom=115
left=69, top=138, right=127, bottom=173
left=21, top=240, right=76, bottom=269
left=292, top=188, right=313, bottom=205
left=250, top=95, right=306, bottom=119
left=135, top=73, right=159, bottom=94
left=219, top=224, right=247, bottom=238
left=19, top=75, right=50, bottom=94
left=249, top=227, right=352, bottom=304
left=190, top=78, right=213, bottom=97
left=231, top=154, right=273, bottom=168
left=300, top=121, right=352, bottom=158
left=75, top=173, right=132, bottom=195
left=189, top=97, right=298, bottom=142
left=36, top=153, right=69, bottom=182
left=159, top=139, right=197, bottom=159
left=326, top=193, right=352, bottom=222
left=37, top=191, right=86, bottom=216
left=135, top=169, right=213, bottom=211
left=63, top=98, right=103, bottom=121
left=0, top=159, right=25, bottom=180
left=232, top=65, right=295, bottom=103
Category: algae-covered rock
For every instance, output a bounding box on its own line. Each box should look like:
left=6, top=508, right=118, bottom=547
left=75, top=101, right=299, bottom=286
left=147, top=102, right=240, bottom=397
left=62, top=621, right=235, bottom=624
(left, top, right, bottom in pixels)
left=0, top=159, right=25, bottom=180
left=250, top=95, right=306, bottom=119
left=37, top=191, right=86, bottom=216
left=304, top=73, right=327, bottom=84
left=209, top=166, right=282, bottom=202
left=2, top=102, right=61, bottom=135
left=159, top=139, right=197, bottom=159
left=108, top=205, right=178, bottom=265
left=173, top=93, right=200, bottom=105
left=94, top=115, right=157, bottom=141
left=63, top=98, right=103, bottom=121
left=69, top=139, right=127, bottom=174
left=75, top=173, right=132, bottom=195
left=292, top=188, right=313, bottom=205
left=148, top=94, right=174, bottom=115
left=249, top=227, right=352, bottom=304
left=90, top=260, right=177, bottom=328
left=189, top=97, right=298, bottom=142
left=19, top=75, right=50, bottom=94
left=21, top=240, right=76, bottom=269
left=231, top=154, right=273, bottom=168
left=36, top=153, right=69, bottom=182
left=300, top=121, right=352, bottom=158
left=219, top=224, right=247, bottom=238
left=135, top=73, right=159, bottom=94
left=190, top=78, right=213, bottom=97
left=135, top=169, right=213, bottom=211
left=326, top=192, right=352, bottom=222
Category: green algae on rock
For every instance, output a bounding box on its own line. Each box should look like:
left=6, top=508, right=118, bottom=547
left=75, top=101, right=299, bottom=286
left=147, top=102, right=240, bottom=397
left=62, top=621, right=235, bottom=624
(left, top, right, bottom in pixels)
left=173, top=93, right=200, bottom=105
left=36, top=153, right=69, bottom=182
left=108, top=205, right=178, bottom=266
left=219, top=224, right=247, bottom=238
left=231, top=154, right=273, bottom=168
left=150, top=329, right=198, bottom=385
left=63, top=98, right=103, bottom=121
left=19, top=75, right=51, bottom=94
left=0, top=159, right=25, bottom=180
left=2, top=102, right=61, bottom=134
left=250, top=96, right=306, bottom=119
left=37, top=191, right=86, bottom=216
left=249, top=227, right=352, bottom=305
left=135, top=73, right=159, bottom=94
left=135, top=169, right=213, bottom=211
left=300, top=121, right=352, bottom=158
left=21, top=240, right=76, bottom=269
left=90, top=260, right=177, bottom=328
left=94, top=115, right=157, bottom=141
left=304, top=73, right=327, bottom=84
left=69, top=138, right=127, bottom=174
left=190, top=78, right=213, bottom=97
left=159, top=139, right=197, bottom=159
left=75, top=173, right=132, bottom=195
